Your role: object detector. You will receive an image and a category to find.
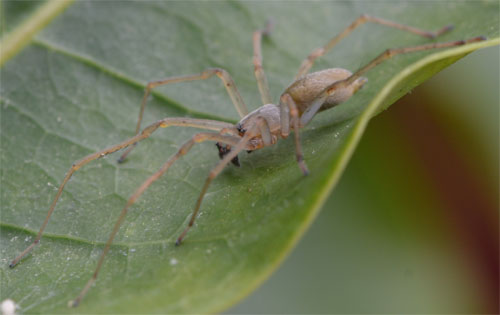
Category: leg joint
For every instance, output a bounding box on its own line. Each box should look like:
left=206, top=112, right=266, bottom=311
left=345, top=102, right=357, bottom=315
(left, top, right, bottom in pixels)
left=210, top=67, right=225, bottom=77
left=192, top=133, right=206, bottom=143
left=141, top=123, right=159, bottom=135
left=384, top=49, right=395, bottom=57
left=200, top=68, right=219, bottom=79
left=308, top=48, right=324, bottom=60
left=359, top=13, right=370, bottom=20
left=208, top=170, right=217, bottom=179
left=327, top=81, right=346, bottom=94
left=128, top=196, right=137, bottom=206
left=179, top=143, right=192, bottom=155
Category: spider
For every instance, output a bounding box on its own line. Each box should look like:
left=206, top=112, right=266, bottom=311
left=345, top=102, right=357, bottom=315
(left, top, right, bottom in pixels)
left=9, top=15, right=485, bottom=307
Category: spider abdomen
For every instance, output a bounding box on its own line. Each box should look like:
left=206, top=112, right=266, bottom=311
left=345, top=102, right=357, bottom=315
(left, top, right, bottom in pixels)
left=285, top=68, right=367, bottom=114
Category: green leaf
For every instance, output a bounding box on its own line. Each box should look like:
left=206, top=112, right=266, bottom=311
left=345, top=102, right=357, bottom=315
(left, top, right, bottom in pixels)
left=1, top=1, right=498, bottom=313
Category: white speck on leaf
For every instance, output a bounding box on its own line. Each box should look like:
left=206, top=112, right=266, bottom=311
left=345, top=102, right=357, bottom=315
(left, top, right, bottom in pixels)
left=1, top=299, right=17, bottom=315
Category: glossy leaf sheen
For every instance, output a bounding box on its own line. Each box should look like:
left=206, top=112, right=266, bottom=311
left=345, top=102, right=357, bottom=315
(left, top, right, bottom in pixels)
left=1, top=1, right=498, bottom=313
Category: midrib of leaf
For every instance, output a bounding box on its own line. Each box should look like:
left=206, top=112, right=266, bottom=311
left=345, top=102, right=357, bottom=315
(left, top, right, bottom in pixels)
left=30, top=38, right=236, bottom=123
left=216, top=37, right=500, bottom=313
left=0, top=0, right=74, bottom=67
left=0, top=221, right=231, bottom=248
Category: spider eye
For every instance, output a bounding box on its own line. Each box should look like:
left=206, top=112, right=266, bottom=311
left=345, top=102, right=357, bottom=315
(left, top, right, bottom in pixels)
left=236, top=123, right=246, bottom=136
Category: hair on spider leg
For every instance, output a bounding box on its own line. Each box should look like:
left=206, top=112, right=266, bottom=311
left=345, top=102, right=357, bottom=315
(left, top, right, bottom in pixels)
left=8, top=13, right=487, bottom=308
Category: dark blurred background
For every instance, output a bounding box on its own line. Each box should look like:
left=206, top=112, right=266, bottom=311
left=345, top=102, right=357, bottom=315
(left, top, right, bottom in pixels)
left=230, top=45, right=498, bottom=314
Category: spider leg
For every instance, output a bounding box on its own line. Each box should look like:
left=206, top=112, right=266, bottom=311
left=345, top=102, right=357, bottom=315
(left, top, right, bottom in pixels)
left=176, top=117, right=268, bottom=245
left=328, top=37, right=487, bottom=97
left=68, top=132, right=242, bottom=307
left=119, top=68, right=249, bottom=162
left=295, top=14, right=454, bottom=79
left=300, top=36, right=486, bottom=126
left=118, top=117, right=239, bottom=163
left=253, top=21, right=273, bottom=104
left=280, top=94, right=309, bottom=175
left=257, top=116, right=273, bottom=147
left=8, top=118, right=237, bottom=269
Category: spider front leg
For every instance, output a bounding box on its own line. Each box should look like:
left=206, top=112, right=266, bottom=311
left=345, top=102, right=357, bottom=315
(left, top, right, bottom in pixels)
left=296, top=14, right=454, bottom=79
left=69, top=131, right=242, bottom=307
left=119, top=68, right=249, bottom=162
left=9, top=117, right=237, bottom=268
left=280, top=93, right=309, bottom=175
left=176, top=117, right=271, bottom=245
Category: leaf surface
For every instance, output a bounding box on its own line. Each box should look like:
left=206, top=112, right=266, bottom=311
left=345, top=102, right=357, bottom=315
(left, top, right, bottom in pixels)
left=1, top=1, right=498, bottom=313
